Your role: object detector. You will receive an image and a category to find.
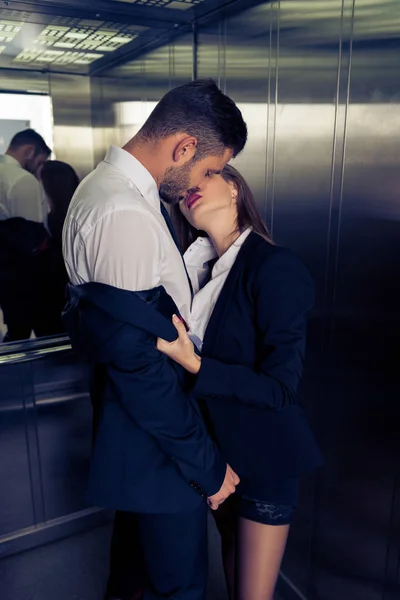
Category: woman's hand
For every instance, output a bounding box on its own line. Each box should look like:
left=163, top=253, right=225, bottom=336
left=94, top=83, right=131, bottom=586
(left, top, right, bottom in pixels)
left=157, top=315, right=201, bottom=375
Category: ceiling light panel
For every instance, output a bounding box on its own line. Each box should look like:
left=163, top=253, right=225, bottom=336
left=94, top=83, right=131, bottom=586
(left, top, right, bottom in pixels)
left=30, top=24, right=136, bottom=52
left=0, top=10, right=30, bottom=21
left=0, top=20, right=24, bottom=43
left=111, top=0, right=203, bottom=7
left=14, top=48, right=104, bottom=65
left=11, top=17, right=143, bottom=68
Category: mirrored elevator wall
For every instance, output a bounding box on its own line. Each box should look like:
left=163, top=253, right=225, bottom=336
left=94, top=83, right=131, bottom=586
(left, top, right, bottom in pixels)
left=0, top=70, right=94, bottom=179
left=91, top=2, right=400, bottom=599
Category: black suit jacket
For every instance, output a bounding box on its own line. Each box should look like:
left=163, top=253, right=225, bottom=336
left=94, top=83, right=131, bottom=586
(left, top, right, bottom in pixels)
left=63, top=282, right=225, bottom=513
left=192, top=232, right=323, bottom=499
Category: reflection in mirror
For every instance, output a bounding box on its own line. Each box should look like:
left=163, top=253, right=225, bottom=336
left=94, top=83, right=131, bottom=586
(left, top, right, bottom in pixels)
left=0, top=96, right=80, bottom=344
left=0, top=94, right=50, bottom=342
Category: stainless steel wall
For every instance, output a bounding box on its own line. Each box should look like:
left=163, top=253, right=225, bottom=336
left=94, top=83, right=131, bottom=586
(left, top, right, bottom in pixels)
left=93, top=2, right=400, bottom=598
left=197, top=3, right=400, bottom=599
left=0, top=339, right=109, bottom=559
left=0, top=70, right=94, bottom=180
left=49, top=74, right=95, bottom=180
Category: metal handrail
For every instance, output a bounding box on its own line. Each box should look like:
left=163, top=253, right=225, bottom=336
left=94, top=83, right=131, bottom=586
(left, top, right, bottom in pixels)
left=0, top=336, right=72, bottom=365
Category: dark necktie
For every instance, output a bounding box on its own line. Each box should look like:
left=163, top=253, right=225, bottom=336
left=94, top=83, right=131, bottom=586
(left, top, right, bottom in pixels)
left=160, top=201, right=193, bottom=298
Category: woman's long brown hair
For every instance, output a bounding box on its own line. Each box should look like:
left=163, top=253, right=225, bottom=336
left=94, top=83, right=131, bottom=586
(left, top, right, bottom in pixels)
left=171, top=163, right=273, bottom=252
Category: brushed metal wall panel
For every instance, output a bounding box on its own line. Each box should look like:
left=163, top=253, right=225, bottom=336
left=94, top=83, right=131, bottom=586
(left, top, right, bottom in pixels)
left=196, top=2, right=400, bottom=598
left=33, top=354, right=92, bottom=521
left=50, top=73, right=95, bottom=179
left=0, top=350, right=93, bottom=547
left=0, top=363, right=36, bottom=537
left=0, top=69, right=49, bottom=94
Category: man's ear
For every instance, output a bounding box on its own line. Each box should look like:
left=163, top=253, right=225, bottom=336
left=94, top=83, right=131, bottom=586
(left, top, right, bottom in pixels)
left=172, top=136, right=198, bottom=165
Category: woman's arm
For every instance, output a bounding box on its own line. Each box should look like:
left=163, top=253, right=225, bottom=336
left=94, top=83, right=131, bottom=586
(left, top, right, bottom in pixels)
left=194, top=250, right=314, bottom=411
left=157, top=249, right=314, bottom=412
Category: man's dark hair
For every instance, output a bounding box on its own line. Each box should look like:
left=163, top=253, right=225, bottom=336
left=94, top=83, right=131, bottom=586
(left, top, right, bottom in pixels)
left=9, top=129, right=51, bottom=157
left=138, top=79, right=247, bottom=159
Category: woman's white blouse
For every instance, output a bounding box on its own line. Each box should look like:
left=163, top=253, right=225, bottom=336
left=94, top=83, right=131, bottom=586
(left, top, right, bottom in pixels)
left=184, top=228, right=252, bottom=350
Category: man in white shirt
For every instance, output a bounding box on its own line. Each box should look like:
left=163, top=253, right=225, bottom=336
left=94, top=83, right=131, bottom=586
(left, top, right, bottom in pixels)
left=63, top=79, right=247, bottom=600
left=0, top=128, right=51, bottom=223
left=0, top=129, right=51, bottom=341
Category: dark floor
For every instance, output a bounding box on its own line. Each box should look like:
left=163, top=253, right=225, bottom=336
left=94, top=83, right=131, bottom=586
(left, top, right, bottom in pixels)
left=0, top=517, right=230, bottom=600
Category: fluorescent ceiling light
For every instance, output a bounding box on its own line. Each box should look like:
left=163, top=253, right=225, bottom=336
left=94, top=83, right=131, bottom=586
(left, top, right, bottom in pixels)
left=0, top=20, right=24, bottom=43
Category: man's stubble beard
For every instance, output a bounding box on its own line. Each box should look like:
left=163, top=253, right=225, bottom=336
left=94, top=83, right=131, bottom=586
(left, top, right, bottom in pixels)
left=159, top=161, right=194, bottom=206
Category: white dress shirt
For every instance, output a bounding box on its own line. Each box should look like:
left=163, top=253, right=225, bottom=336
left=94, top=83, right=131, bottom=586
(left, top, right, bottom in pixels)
left=185, top=228, right=252, bottom=350
left=62, top=145, right=192, bottom=323
left=0, top=154, right=45, bottom=222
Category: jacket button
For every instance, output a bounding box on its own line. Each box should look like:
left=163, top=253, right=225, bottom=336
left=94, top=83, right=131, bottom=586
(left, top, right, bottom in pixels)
left=190, top=481, right=205, bottom=496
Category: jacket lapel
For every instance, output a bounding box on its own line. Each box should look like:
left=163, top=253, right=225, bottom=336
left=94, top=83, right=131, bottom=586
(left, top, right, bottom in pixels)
left=201, top=232, right=264, bottom=356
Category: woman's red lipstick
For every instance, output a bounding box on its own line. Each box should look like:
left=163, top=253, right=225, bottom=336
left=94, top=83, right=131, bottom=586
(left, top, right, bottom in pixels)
left=186, top=193, right=202, bottom=209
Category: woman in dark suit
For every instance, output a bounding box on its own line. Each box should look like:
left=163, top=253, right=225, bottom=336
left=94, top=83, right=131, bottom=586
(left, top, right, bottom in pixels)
left=157, top=165, right=322, bottom=600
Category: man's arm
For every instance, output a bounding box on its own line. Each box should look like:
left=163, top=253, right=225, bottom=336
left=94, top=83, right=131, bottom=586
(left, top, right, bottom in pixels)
left=83, top=208, right=233, bottom=498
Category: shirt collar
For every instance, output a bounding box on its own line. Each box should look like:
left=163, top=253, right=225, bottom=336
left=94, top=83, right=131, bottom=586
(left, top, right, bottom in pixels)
left=213, top=227, right=252, bottom=275
left=104, top=145, right=160, bottom=212
left=185, top=228, right=252, bottom=269
left=184, top=236, right=217, bottom=267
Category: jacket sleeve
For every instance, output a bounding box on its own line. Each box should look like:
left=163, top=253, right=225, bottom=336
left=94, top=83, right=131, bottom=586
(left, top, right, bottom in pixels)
left=193, top=249, right=315, bottom=411
left=80, top=212, right=226, bottom=497
left=109, top=331, right=226, bottom=497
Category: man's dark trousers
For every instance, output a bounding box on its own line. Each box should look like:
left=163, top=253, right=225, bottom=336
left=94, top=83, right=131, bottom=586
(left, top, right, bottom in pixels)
left=105, top=502, right=208, bottom=600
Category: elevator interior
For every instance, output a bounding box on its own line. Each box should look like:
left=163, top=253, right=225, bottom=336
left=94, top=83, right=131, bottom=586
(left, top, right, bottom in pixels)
left=0, top=1, right=399, bottom=599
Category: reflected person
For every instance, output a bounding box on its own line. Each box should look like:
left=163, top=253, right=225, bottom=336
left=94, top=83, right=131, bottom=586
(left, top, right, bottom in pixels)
left=32, top=160, right=80, bottom=337
left=158, top=165, right=323, bottom=600
left=62, top=80, right=247, bottom=600
left=0, top=129, right=51, bottom=341
left=0, top=128, right=50, bottom=222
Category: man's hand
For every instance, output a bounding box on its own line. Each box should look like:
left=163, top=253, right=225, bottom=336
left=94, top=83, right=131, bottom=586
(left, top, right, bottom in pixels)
left=207, top=465, right=240, bottom=510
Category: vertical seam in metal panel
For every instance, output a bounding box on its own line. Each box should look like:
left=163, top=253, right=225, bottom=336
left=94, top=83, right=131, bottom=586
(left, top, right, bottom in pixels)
left=30, top=366, right=46, bottom=522
left=100, top=76, right=107, bottom=157
left=141, top=58, right=147, bottom=109
left=192, top=23, right=198, bottom=81
left=331, top=0, right=355, bottom=332
left=222, top=16, right=227, bottom=94
left=172, top=42, right=176, bottom=85
left=20, top=364, right=38, bottom=525
left=263, top=1, right=273, bottom=226
left=217, top=20, right=222, bottom=89
left=324, top=0, right=345, bottom=342
left=168, top=43, right=172, bottom=89
left=308, top=2, right=346, bottom=594
left=270, top=0, right=280, bottom=237
left=88, top=74, right=97, bottom=161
